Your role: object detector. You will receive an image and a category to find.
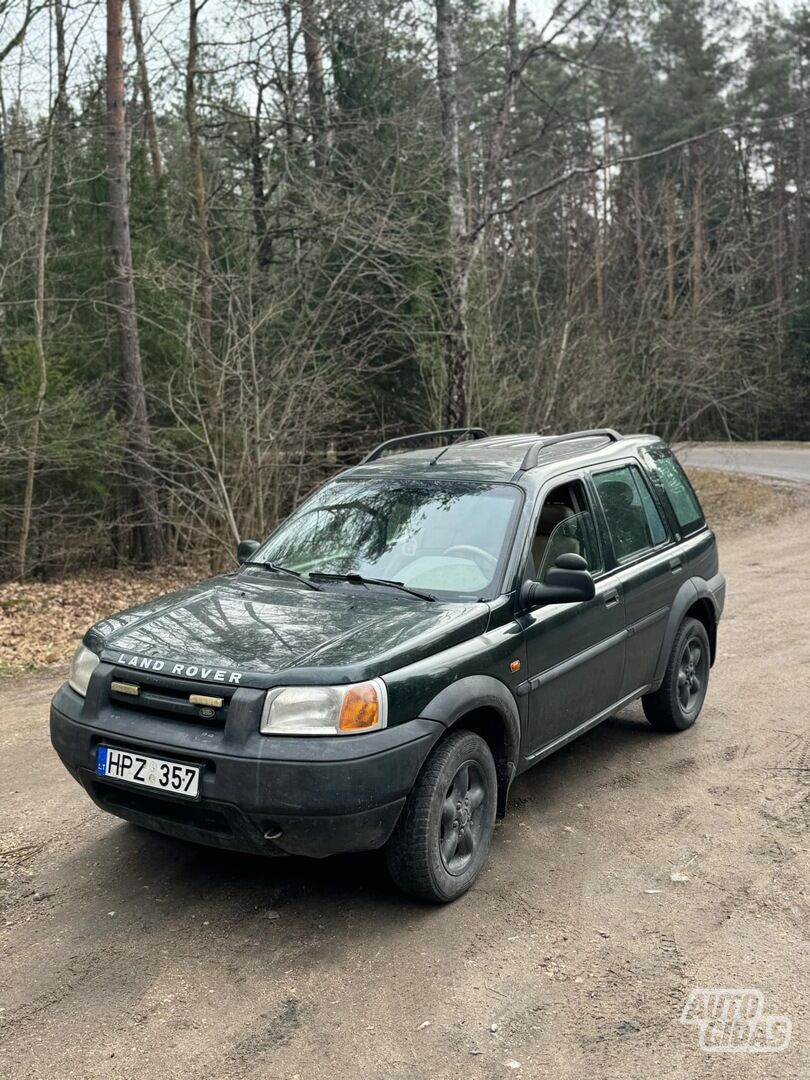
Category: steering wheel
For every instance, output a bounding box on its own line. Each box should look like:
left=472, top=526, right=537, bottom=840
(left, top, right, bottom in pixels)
left=443, top=544, right=498, bottom=574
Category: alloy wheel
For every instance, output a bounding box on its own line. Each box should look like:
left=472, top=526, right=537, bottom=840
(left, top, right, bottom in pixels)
left=439, top=760, right=487, bottom=875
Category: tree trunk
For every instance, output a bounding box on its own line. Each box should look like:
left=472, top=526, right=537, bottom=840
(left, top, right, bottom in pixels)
left=282, top=0, right=297, bottom=157
left=435, top=0, right=469, bottom=428
left=633, top=160, right=646, bottom=292
left=665, top=176, right=676, bottom=314
left=484, top=0, right=517, bottom=214
left=54, top=0, right=68, bottom=126
left=590, top=116, right=604, bottom=317
left=0, top=76, right=6, bottom=229
left=299, top=0, right=329, bottom=170
left=792, top=115, right=805, bottom=289
left=691, top=160, right=703, bottom=309
left=773, top=139, right=785, bottom=319
left=185, top=0, right=213, bottom=365
left=129, top=0, right=162, bottom=181
left=106, top=0, right=163, bottom=564
left=18, top=111, right=53, bottom=579
left=251, top=86, right=272, bottom=268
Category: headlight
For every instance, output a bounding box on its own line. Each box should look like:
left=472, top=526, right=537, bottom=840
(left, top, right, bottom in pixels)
left=68, top=642, right=100, bottom=696
left=260, top=679, right=388, bottom=735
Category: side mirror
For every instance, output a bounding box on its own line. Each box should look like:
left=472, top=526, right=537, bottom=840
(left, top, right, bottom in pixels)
left=521, top=552, right=595, bottom=608
left=237, top=539, right=260, bottom=564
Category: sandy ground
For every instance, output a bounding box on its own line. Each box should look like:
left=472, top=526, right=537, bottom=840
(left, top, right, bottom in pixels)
left=1, top=512, right=808, bottom=1079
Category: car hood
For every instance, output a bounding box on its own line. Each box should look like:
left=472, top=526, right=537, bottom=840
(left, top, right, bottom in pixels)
left=86, top=570, right=490, bottom=688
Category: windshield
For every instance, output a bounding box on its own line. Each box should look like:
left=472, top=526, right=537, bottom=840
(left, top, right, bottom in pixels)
left=252, top=478, right=522, bottom=599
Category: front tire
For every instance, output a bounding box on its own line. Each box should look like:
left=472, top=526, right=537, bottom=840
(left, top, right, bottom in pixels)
left=386, top=729, right=497, bottom=902
left=642, top=616, right=710, bottom=732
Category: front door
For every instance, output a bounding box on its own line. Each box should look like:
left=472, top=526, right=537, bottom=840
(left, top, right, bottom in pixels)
left=520, top=477, right=626, bottom=758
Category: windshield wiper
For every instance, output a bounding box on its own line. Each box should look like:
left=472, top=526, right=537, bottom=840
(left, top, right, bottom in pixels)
left=308, top=571, right=436, bottom=602
left=244, top=561, right=323, bottom=591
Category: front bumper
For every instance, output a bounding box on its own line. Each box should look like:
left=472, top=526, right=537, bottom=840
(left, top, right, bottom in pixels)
left=50, top=674, right=443, bottom=858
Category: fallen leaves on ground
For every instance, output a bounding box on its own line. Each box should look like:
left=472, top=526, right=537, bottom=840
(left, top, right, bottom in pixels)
left=0, top=567, right=204, bottom=675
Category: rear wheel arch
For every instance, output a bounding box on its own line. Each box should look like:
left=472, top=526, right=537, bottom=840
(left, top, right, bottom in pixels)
left=653, top=578, right=721, bottom=688
left=684, top=596, right=717, bottom=665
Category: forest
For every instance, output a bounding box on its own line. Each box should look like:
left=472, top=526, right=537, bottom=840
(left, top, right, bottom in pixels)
left=0, top=0, right=808, bottom=576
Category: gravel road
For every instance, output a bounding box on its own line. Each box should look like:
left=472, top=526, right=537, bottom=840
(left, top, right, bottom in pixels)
left=677, top=443, right=810, bottom=484
left=1, top=510, right=808, bottom=1079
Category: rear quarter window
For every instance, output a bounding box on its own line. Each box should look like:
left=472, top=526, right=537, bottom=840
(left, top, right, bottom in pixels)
left=644, top=447, right=705, bottom=536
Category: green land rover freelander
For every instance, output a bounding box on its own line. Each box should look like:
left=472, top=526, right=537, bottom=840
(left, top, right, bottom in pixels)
left=50, top=429, right=725, bottom=901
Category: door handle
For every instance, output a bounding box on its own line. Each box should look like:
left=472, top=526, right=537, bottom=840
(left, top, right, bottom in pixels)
left=603, top=590, right=620, bottom=608
left=669, top=557, right=683, bottom=574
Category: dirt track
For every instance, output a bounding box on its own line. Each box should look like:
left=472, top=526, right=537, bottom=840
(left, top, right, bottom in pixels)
left=1, top=510, right=808, bottom=1079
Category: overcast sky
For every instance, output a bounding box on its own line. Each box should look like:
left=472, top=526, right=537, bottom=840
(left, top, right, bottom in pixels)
left=2, top=0, right=802, bottom=116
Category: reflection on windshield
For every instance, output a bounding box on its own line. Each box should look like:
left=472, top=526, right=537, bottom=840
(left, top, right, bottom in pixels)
left=254, top=479, right=521, bottom=597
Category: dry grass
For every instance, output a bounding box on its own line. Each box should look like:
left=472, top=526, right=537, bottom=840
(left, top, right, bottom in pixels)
left=686, top=467, right=807, bottom=531
left=0, top=470, right=806, bottom=675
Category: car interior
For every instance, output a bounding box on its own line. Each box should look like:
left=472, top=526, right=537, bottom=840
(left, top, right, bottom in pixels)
left=594, top=473, right=658, bottom=560
left=532, top=481, right=596, bottom=578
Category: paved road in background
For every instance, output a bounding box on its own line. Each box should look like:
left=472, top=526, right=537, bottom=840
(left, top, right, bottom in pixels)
left=677, top=443, right=810, bottom=483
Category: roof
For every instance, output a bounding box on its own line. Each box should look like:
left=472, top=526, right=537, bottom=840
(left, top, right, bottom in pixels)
left=341, top=430, right=665, bottom=485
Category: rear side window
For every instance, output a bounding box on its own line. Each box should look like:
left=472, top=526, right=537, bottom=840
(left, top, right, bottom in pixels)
left=644, top=447, right=705, bottom=535
left=592, top=464, right=669, bottom=562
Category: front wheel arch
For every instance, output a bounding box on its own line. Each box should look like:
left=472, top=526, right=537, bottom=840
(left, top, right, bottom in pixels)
left=418, top=676, right=521, bottom=818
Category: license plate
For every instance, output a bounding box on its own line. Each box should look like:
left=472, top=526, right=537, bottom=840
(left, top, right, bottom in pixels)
left=97, top=746, right=201, bottom=799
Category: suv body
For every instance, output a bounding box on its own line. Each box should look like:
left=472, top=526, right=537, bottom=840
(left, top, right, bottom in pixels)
left=50, top=429, right=725, bottom=900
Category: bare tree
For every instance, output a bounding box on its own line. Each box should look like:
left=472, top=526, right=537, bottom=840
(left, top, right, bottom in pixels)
left=299, top=0, right=329, bottom=169
left=129, top=0, right=162, bottom=181
left=18, top=92, right=53, bottom=579
left=185, top=0, right=213, bottom=365
left=435, top=0, right=469, bottom=428
left=106, top=0, right=163, bottom=563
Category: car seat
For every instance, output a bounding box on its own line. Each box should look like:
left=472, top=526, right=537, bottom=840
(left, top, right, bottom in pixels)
left=597, top=479, right=650, bottom=558
left=533, top=503, right=580, bottom=574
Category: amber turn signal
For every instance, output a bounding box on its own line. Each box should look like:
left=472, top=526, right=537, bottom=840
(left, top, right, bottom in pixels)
left=339, top=682, right=380, bottom=731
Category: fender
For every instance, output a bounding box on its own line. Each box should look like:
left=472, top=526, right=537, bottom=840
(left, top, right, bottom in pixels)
left=418, top=674, right=522, bottom=814
left=651, top=575, right=721, bottom=687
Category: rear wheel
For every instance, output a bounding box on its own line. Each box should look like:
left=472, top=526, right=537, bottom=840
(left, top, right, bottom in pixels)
left=386, top=729, right=497, bottom=902
left=642, top=617, right=710, bottom=732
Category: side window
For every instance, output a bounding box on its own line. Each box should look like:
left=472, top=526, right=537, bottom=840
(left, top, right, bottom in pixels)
left=645, top=447, right=705, bottom=535
left=593, top=465, right=669, bottom=562
left=532, top=480, right=603, bottom=580
left=538, top=511, right=601, bottom=581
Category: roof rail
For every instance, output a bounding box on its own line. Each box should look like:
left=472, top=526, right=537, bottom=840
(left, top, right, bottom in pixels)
left=360, top=428, right=488, bottom=465
left=519, top=428, right=622, bottom=472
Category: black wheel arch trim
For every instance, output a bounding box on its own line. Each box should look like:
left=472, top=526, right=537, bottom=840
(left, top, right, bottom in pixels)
left=417, top=674, right=521, bottom=817
left=651, top=574, right=724, bottom=687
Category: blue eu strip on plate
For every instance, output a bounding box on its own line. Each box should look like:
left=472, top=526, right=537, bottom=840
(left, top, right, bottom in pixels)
left=96, top=745, right=107, bottom=775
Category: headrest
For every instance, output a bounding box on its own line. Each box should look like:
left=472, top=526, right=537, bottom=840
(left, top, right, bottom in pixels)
left=538, top=503, right=574, bottom=531
left=599, top=480, right=634, bottom=508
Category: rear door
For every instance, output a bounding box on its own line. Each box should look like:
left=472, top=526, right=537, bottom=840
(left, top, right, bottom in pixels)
left=520, top=473, right=626, bottom=758
left=588, top=460, right=680, bottom=698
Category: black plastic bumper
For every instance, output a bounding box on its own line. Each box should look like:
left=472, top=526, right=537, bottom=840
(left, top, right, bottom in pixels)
left=50, top=679, right=443, bottom=858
